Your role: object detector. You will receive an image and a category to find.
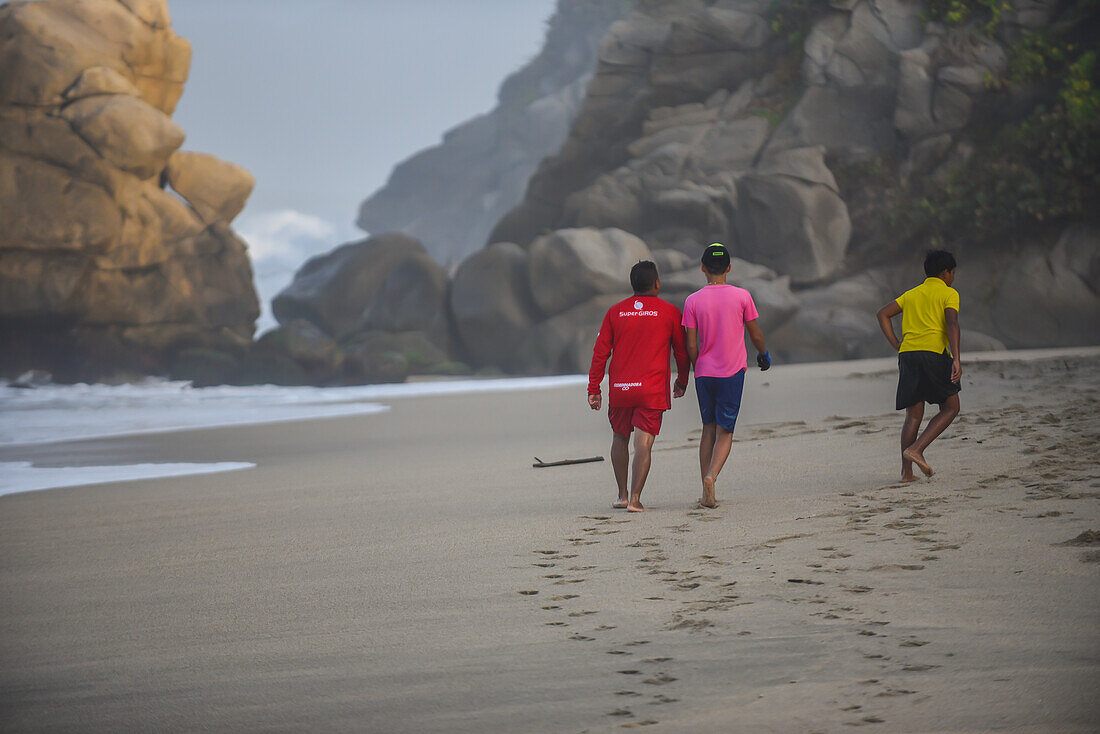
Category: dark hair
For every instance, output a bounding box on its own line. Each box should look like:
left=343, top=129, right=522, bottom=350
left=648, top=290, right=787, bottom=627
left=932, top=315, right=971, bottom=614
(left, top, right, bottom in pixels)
left=924, top=250, right=957, bottom=277
left=701, top=243, right=731, bottom=275
left=630, top=260, right=659, bottom=294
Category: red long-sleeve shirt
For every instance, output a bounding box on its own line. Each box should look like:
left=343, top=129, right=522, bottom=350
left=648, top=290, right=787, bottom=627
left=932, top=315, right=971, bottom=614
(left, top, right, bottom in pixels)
left=588, top=295, right=689, bottom=409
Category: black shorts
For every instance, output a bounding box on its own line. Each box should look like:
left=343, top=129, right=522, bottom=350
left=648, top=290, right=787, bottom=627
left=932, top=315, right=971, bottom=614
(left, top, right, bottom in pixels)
left=896, top=350, right=960, bottom=410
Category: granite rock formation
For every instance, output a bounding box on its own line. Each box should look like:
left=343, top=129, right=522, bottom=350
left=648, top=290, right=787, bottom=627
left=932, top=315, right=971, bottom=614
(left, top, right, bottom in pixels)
left=0, top=0, right=260, bottom=382
left=266, top=0, right=1098, bottom=382
left=476, top=0, right=1098, bottom=364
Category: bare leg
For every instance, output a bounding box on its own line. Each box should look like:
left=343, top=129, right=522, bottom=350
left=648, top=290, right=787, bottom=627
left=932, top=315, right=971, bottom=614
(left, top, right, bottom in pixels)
left=699, top=423, right=716, bottom=481
left=701, top=425, right=733, bottom=508
left=900, top=403, right=924, bottom=482
left=627, top=429, right=655, bottom=512
left=903, top=394, right=960, bottom=477
left=610, top=433, right=629, bottom=508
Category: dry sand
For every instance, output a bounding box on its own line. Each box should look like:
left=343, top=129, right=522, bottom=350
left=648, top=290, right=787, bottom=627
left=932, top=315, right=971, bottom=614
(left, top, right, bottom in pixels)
left=1, top=348, right=1098, bottom=733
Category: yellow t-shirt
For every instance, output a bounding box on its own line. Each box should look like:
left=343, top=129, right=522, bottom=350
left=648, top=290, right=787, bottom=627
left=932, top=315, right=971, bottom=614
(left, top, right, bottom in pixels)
left=895, top=277, right=960, bottom=355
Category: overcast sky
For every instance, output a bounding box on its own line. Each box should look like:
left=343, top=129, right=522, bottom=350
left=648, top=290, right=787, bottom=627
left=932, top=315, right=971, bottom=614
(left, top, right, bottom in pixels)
left=169, top=0, right=558, bottom=328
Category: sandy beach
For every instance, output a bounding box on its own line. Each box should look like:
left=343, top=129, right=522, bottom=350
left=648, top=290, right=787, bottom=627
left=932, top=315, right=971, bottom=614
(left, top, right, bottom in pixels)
left=1, top=348, right=1097, bottom=732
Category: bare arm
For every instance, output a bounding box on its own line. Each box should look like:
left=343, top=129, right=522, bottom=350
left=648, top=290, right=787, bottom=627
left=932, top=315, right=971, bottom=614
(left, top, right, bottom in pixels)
left=671, top=325, right=689, bottom=398
left=876, top=301, right=902, bottom=350
left=746, top=320, right=766, bottom=355
left=945, top=307, right=961, bottom=382
left=686, top=327, right=699, bottom=367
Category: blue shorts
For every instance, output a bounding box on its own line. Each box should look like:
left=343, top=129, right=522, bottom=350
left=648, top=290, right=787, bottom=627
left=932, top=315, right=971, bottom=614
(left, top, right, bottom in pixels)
left=695, top=370, right=745, bottom=432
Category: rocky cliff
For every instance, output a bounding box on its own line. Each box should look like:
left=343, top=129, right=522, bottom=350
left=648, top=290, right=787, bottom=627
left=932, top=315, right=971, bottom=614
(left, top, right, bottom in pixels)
left=0, top=0, right=259, bottom=382
left=281, top=0, right=1095, bottom=382
left=483, top=0, right=1099, bottom=364
left=355, top=0, right=631, bottom=266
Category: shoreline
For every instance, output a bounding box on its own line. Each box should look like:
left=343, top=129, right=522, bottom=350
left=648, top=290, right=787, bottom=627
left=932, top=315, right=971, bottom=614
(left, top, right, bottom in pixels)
left=1, top=348, right=1097, bottom=732
left=2, top=347, right=1094, bottom=453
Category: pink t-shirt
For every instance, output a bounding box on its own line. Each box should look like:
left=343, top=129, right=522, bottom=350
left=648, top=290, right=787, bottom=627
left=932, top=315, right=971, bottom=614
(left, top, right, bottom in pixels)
left=681, top=284, right=760, bottom=378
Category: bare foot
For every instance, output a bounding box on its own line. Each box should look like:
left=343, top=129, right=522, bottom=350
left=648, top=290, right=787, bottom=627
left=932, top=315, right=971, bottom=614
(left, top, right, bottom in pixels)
left=700, top=476, right=717, bottom=508
left=626, top=502, right=646, bottom=512
left=903, top=448, right=933, bottom=477
left=900, top=474, right=919, bottom=483
left=612, top=499, right=628, bottom=509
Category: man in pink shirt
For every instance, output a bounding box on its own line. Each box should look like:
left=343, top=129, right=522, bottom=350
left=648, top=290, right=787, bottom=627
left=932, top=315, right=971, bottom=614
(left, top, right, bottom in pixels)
left=682, top=244, right=770, bottom=508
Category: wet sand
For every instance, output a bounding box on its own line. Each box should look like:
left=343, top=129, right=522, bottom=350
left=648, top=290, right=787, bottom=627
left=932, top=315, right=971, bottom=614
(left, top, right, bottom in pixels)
left=1, top=348, right=1098, bottom=732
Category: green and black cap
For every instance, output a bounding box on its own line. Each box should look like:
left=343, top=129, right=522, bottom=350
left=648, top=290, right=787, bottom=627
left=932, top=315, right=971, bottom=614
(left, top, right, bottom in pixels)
left=701, top=242, right=730, bottom=271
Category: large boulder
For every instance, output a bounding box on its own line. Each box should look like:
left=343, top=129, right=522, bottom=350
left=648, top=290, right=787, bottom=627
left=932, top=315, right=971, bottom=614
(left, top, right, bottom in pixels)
left=271, top=232, right=424, bottom=340
left=802, top=0, right=924, bottom=89
left=988, top=225, right=1100, bottom=348
left=165, top=151, right=255, bottom=224
left=527, top=228, right=652, bottom=317
left=649, top=5, right=777, bottom=105
left=61, top=94, right=184, bottom=179
left=894, top=27, right=1007, bottom=142
left=0, top=0, right=258, bottom=381
left=256, top=318, right=344, bottom=377
left=0, top=0, right=189, bottom=113
left=450, top=242, right=541, bottom=371
left=766, top=84, right=898, bottom=156
left=360, top=251, right=451, bottom=346
left=733, top=147, right=851, bottom=283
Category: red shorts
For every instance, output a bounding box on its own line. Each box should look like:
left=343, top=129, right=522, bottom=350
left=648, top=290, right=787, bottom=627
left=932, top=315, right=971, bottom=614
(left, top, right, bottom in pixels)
left=608, top=406, right=664, bottom=437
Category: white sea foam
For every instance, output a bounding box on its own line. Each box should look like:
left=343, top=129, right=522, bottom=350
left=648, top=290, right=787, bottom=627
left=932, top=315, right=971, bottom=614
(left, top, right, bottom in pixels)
left=0, top=375, right=587, bottom=447
left=0, top=461, right=256, bottom=496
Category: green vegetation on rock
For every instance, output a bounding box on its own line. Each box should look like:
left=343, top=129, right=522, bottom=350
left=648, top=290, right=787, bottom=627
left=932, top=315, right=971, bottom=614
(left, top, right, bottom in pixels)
left=889, top=6, right=1099, bottom=251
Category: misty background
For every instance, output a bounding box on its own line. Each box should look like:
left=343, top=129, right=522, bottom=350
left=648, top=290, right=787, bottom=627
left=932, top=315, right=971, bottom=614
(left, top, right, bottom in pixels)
left=170, top=0, right=557, bottom=331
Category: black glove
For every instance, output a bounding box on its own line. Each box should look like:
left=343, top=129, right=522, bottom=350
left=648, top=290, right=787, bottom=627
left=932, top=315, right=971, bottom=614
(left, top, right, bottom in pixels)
left=756, top=350, right=771, bottom=371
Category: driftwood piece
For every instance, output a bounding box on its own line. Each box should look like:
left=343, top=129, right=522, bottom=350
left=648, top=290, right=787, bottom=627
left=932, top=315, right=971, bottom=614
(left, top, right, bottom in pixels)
left=532, top=456, right=605, bottom=468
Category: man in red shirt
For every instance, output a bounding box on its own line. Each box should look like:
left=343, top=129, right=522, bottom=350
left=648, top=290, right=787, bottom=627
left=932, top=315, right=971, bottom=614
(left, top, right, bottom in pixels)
left=588, top=261, right=689, bottom=511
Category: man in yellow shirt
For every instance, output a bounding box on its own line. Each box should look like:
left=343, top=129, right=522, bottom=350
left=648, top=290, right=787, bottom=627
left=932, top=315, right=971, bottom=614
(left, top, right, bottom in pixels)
left=876, top=251, right=962, bottom=481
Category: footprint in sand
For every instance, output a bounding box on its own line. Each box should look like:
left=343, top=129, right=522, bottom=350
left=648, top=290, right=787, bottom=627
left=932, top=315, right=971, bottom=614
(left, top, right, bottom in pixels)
left=621, top=720, right=659, bottom=728
left=650, top=694, right=678, bottom=704
left=847, top=715, right=886, bottom=725
left=569, top=634, right=595, bottom=642
left=617, top=669, right=642, bottom=675
left=607, top=708, right=633, bottom=717
left=875, top=688, right=916, bottom=697
left=608, top=650, right=632, bottom=655
left=643, top=673, right=678, bottom=685
left=643, top=657, right=672, bottom=663
left=615, top=690, right=641, bottom=696
left=551, top=594, right=579, bottom=601
left=567, top=610, right=597, bottom=617
left=517, top=590, right=539, bottom=595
